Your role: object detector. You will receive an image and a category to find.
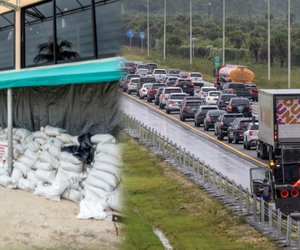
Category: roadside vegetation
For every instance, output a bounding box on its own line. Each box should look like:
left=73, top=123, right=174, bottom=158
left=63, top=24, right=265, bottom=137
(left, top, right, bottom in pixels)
left=121, top=133, right=279, bottom=249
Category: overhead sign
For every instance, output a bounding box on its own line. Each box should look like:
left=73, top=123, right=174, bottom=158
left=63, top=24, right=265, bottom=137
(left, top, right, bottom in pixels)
left=214, top=56, right=221, bottom=69
left=127, top=29, right=134, bottom=38
left=140, top=31, right=145, bottom=40
left=229, top=66, right=255, bottom=83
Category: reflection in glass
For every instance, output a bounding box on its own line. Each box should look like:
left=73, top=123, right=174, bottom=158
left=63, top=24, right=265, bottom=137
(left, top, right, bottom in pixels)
left=24, top=1, right=54, bottom=67
left=56, top=0, right=93, bottom=62
left=0, top=12, right=14, bottom=70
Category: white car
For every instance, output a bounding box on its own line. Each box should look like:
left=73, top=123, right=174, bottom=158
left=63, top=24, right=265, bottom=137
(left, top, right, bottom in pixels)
left=197, top=86, right=217, bottom=99
left=139, top=83, right=152, bottom=99
left=165, top=93, right=187, bottom=114
left=205, top=91, right=222, bottom=105
left=243, top=122, right=259, bottom=150
left=152, top=69, right=167, bottom=82
left=127, top=78, right=140, bottom=95
left=136, top=68, right=148, bottom=77
left=159, top=87, right=183, bottom=109
left=189, top=72, right=204, bottom=87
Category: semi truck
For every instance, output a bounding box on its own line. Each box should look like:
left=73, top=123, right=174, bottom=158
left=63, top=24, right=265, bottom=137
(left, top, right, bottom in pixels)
left=251, top=89, right=300, bottom=214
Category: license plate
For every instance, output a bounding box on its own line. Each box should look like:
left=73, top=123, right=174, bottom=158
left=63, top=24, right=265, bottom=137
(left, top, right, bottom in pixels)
left=238, top=106, right=243, bottom=112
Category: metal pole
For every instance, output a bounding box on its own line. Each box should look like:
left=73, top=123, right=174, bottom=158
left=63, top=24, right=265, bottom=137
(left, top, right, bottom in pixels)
left=7, top=88, right=13, bottom=176
left=163, top=0, right=166, bottom=61
left=222, top=0, right=225, bottom=65
left=147, top=0, right=150, bottom=57
left=288, top=0, right=291, bottom=88
left=129, top=36, right=132, bottom=50
left=268, top=0, right=271, bottom=80
left=190, top=0, right=192, bottom=65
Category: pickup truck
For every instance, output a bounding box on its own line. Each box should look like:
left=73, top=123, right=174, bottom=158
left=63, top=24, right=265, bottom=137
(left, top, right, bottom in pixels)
left=222, top=82, right=251, bottom=99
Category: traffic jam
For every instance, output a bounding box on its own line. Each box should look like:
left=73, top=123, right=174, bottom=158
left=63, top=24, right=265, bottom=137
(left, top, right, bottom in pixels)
left=120, top=61, right=300, bottom=215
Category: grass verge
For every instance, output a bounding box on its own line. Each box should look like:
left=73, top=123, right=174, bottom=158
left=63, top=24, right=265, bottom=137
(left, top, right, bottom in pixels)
left=121, top=133, right=279, bottom=250
left=121, top=47, right=300, bottom=89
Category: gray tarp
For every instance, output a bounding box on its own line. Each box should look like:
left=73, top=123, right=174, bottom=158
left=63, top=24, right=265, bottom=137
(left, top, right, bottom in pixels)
left=0, top=82, right=120, bottom=136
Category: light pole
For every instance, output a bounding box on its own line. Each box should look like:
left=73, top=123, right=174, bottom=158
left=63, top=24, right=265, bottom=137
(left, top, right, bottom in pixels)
left=163, top=0, right=166, bottom=61
left=222, top=0, right=225, bottom=65
left=190, top=0, right=192, bottom=65
left=208, top=2, right=211, bottom=21
left=147, top=0, right=150, bottom=57
left=288, top=0, right=291, bottom=88
left=267, top=0, right=271, bottom=80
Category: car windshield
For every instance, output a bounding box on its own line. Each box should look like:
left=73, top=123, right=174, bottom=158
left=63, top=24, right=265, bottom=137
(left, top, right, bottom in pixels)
left=155, top=70, right=167, bottom=74
left=203, top=107, right=218, bottom=111
left=209, top=111, right=225, bottom=116
left=249, top=124, right=259, bottom=130
left=125, top=62, right=135, bottom=67
left=229, top=84, right=246, bottom=89
left=202, top=88, right=215, bottom=92
left=231, top=99, right=249, bottom=105
left=128, top=75, right=139, bottom=79
left=224, top=115, right=243, bottom=123
left=168, top=78, right=177, bottom=81
left=178, top=80, right=192, bottom=84
left=240, top=121, right=250, bottom=128
left=169, top=70, right=180, bottom=74
left=140, top=77, right=156, bottom=83
left=190, top=73, right=202, bottom=77
left=131, top=79, right=140, bottom=83
left=153, top=84, right=166, bottom=89
left=187, top=102, right=201, bottom=106
left=170, top=95, right=186, bottom=100
left=165, top=89, right=182, bottom=93
left=209, top=92, right=220, bottom=96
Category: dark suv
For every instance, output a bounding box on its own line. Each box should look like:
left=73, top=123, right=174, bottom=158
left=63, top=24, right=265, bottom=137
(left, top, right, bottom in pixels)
left=217, top=93, right=237, bottom=110
left=175, top=78, right=194, bottom=96
left=180, top=98, right=203, bottom=121
left=222, top=82, right=251, bottom=99
left=203, top=110, right=226, bottom=131
left=227, top=117, right=253, bottom=144
left=227, top=97, right=252, bottom=117
left=147, top=83, right=167, bottom=102
left=194, top=105, right=218, bottom=127
left=214, top=113, right=243, bottom=140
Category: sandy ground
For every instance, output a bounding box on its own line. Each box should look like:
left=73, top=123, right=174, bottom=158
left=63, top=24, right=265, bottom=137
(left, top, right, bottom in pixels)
left=0, top=187, right=122, bottom=250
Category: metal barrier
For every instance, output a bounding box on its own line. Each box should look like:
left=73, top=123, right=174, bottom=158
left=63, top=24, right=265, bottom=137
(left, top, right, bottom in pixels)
left=122, top=113, right=300, bottom=248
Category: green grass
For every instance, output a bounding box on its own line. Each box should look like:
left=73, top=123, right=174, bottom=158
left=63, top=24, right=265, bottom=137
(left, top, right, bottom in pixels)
left=121, top=47, right=300, bottom=89
left=121, top=134, right=279, bottom=250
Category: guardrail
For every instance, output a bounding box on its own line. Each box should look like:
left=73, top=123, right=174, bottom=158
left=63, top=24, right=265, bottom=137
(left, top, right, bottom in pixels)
left=121, top=112, right=300, bottom=249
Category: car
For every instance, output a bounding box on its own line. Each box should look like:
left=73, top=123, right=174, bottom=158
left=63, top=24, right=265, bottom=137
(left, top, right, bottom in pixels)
left=163, top=76, right=178, bottom=87
left=154, top=87, right=165, bottom=105
left=126, top=78, right=140, bottom=94
left=159, top=87, right=183, bottom=109
left=124, top=61, right=137, bottom=74
left=165, top=93, right=187, bottom=114
left=214, top=113, right=244, bottom=140
left=136, top=64, right=151, bottom=72
left=203, top=110, right=226, bottom=131
left=205, top=91, right=222, bottom=105
left=216, top=93, right=237, bottom=110
left=197, top=86, right=217, bottom=99
left=188, top=72, right=204, bottom=88
left=122, top=74, right=140, bottom=91
left=179, top=98, right=203, bottom=121
left=136, top=68, right=149, bottom=77
left=178, top=71, right=189, bottom=79
left=194, top=105, right=218, bottom=127
left=152, top=69, right=167, bottom=82
left=227, top=117, right=253, bottom=144
left=245, top=83, right=258, bottom=101
left=137, top=76, right=157, bottom=97
left=226, top=97, right=252, bottom=117
left=243, top=122, right=259, bottom=150
left=147, top=63, right=158, bottom=73
left=222, top=82, right=251, bottom=99
left=139, top=83, right=152, bottom=99
left=168, top=69, right=180, bottom=76
left=147, top=83, right=167, bottom=102
left=175, top=78, right=194, bottom=96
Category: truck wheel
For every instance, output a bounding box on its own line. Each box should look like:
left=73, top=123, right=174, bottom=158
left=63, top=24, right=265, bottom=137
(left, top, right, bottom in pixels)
left=217, top=134, right=223, bottom=140
left=234, top=136, right=239, bottom=144
left=259, top=144, right=268, bottom=159
left=246, top=142, right=250, bottom=150
left=195, top=121, right=200, bottom=127
left=228, top=136, right=232, bottom=143
left=166, top=109, right=170, bottom=114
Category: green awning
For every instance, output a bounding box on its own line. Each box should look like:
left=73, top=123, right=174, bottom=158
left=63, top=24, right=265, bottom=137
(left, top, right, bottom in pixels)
left=0, top=57, right=123, bottom=89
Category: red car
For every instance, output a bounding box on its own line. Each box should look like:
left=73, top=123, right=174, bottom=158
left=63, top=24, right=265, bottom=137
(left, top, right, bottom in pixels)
left=245, top=83, right=258, bottom=102
left=147, top=83, right=167, bottom=102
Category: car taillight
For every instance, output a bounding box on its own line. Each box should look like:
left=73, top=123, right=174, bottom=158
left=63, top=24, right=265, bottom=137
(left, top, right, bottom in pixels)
left=187, top=83, right=194, bottom=87
left=227, top=105, right=232, bottom=111
left=280, top=190, right=289, bottom=198
left=207, top=117, right=211, bottom=122
left=274, top=131, right=278, bottom=141
left=168, top=100, right=174, bottom=104
left=162, top=94, right=166, bottom=99
left=175, top=83, right=180, bottom=87
left=249, top=130, right=254, bottom=136
left=249, top=105, right=252, bottom=111
left=231, top=90, right=236, bottom=94
left=183, top=106, right=189, bottom=110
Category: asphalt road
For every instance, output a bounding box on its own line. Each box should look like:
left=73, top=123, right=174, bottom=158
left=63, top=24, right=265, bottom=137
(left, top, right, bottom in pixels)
left=121, top=93, right=267, bottom=190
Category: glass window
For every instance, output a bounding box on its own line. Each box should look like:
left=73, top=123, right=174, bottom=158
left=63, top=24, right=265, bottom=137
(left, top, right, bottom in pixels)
left=56, top=0, right=94, bottom=63
left=24, top=1, right=54, bottom=67
left=0, top=12, right=14, bottom=70
left=96, top=0, right=121, bottom=57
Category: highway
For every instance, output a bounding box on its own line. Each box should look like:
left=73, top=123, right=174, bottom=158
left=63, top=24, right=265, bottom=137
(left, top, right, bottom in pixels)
left=121, top=93, right=267, bottom=190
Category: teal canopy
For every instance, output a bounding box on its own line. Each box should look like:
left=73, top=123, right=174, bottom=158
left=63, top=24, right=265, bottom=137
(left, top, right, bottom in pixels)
left=0, top=57, right=123, bottom=89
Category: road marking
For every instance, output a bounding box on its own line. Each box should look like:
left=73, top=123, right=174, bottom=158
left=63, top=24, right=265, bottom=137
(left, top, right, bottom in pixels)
left=123, top=93, right=268, bottom=167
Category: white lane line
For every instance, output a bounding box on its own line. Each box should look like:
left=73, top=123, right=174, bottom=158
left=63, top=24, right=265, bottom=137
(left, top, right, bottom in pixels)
left=153, top=228, right=173, bottom=250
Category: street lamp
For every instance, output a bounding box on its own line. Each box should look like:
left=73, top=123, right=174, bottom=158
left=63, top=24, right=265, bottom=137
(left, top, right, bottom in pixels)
left=147, top=0, right=150, bottom=57
left=163, top=0, right=166, bottom=61
left=190, top=0, right=192, bottom=65
left=222, top=0, right=225, bottom=65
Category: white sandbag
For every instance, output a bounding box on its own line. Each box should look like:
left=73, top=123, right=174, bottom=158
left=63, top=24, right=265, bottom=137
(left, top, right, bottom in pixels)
left=11, top=166, right=24, bottom=180
left=42, top=125, right=66, bottom=137
left=35, top=169, right=57, bottom=184
left=108, top=186, right=122, bottom=212
left=36, top=161, right=54, bottom=171
left=0, top=175, right=13, bottom=187
left=85, top=174, right=114, bottom=192
left=18, top=155, right=35, bottom=169
left=38, top=151, right=59, bottom=169
left=94, top=153, right=122, bottom=167
left=59, top=168, right=82, bottom=180
left=89, top=169, right=119, bottom=188
left=32, top=131, right=49, bottom=140
left=60, top=152, right=81, bottom=165
left=24, top=149, right=38, bottom=162
left=92, top=162, right=121, bottom=177
left=56, top=133, right=78, bottom=145
left=77, top=196, right=107, bottom=220
left=62, top=188, right=82, bottom=203
left=48, top=145, right=62, bottom=159
left=84, top=183, right=110, bottom=200
left=91, top=134, right=116, bottom=145
left=27, top=140, right=40, bottom=152
left=59, top=161, right=83, bottom=173
left=18, top=178, right=36, bottom=192
left=34, top=182, right=51, bottom=196
left=34, top=137, right=47, bottom=146
left=15, top=128, right=31, bottom=139
left=26, top=169, right=41, bottom=186
left=14, top=162, right=30, bottom=177
left=44, top=171, right=70, bottom=202
left=95, top=144, right=121, bottom=159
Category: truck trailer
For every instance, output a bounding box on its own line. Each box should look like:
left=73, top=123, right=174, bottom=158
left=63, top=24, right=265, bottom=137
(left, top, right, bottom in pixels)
left=251, top=89, right=300, bottom=214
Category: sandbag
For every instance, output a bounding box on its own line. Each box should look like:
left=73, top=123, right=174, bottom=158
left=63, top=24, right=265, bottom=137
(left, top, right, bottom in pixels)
left=27, top=140, right=41, bottom=152
left=18, top=155, right=35, bottom=169
left=85, top=174, right=114, bottom=192
left=14, top=162, right=30, bottom=177
left=42, top=125, right=66, bottom=137
left=77, top=196, right=107, bottom=220
left=62, top=188, right=83, bottom=203
left=84, top=183, right=110, bottom=200
left=59, top=161, right=83, bottom=173
left=18, top=178, right=36, bottom=192
left=34, top=138, right=47, bottom=146
left=32, top=131, right=49, bottom=140
left=94, top=153, right=122, bottom=167
left=34, top=182, right=51, bottom=196
left=91, top=134, right=116, bottom=145
left=24, top=149, right=38, bottom=162
left=48, top=145, right=62, bottom=159
left=38, top=151, right=59, bottom=169
left=60, top=152, right=82, bottom=165
left=95, top=144, right=121, bottom=159
left=11, top=166, right=24, bottom=180
left=36, top=161, right=54, bottom=171
left=108, top=186, right=122, bottom=212
left=15, top=128, right=31, bottom=139
left=0, top=175, right=13, bottom=187
left=92, top=162, right=121, bottom=177
left=35, top=169, right=57, bottom=184
left=57, top=133, right=78, bottom=145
